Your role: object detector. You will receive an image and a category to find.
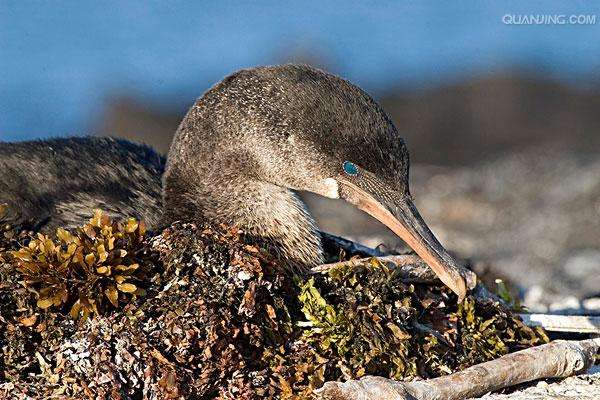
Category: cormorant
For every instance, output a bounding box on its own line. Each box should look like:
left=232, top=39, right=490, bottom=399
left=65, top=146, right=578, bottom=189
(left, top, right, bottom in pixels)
left=0, top=65, right=471, bottom=299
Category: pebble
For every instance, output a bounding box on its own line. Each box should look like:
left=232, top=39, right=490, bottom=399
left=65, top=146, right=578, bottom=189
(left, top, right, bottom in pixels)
left=548, top=296, right=581, bottom=313
left=582, top=298, right=600, bottom=311
left=523, top=286, right=547, bottom=312
left=237, top=270, right=253, bottom=280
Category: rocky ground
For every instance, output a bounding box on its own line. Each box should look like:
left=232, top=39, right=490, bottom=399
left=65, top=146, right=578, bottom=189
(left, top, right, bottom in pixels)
left=475, top=367, right=600, bottom=399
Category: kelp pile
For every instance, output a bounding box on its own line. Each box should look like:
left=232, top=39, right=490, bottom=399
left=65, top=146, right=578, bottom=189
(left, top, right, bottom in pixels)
left=10, top=209, right=151, bottom=319
left=0, top=209, right=548, bottom=399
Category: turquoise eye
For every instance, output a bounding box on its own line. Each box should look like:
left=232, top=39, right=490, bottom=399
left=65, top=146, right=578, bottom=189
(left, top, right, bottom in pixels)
left=343, top=161, right=359, bottom=176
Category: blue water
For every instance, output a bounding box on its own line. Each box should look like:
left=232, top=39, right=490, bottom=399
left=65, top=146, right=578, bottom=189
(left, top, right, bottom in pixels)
left=1, top=0, right=599, bottom=140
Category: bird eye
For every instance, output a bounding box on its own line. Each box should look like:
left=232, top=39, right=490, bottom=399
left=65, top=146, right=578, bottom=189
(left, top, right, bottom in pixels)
left=342, top=161, right=359, bottom=176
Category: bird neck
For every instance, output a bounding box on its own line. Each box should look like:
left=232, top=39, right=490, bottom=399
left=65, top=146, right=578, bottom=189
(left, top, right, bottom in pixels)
left=163, top=168, right=324, bottom=271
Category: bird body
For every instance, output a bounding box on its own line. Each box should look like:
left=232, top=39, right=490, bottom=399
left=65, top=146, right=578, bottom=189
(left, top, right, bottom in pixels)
left=0, top=64, right=470, bottom=298
left=0, top=137, right=164, bottom=230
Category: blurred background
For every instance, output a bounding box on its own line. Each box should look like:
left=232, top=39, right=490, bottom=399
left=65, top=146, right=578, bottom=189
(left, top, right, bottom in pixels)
left=2, top=1, right=600, bottom=310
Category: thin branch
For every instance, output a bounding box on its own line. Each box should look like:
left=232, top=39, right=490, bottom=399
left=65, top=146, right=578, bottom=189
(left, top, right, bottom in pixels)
left=317, top=232, right=477, bottom=291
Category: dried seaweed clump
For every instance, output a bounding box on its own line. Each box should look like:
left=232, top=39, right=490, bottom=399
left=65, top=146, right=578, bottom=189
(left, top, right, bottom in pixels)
left=284, top=260, right=548, bottom=391
left=143, top=225, right=548, bottom=398
left=143, top=222, right=303, bottom=398
left=10, top=209, right=153, bottom=319
left=1, top=218, right=548, bottom=399
left=4, top=223, right=307, bottom=399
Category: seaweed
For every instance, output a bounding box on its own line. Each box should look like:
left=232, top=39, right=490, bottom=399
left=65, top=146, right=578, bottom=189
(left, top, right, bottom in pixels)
left=0, top=209, right=548, bottom=399
left=286, top=259, right=548, bottom=390
left=9, top=209, right=154, bottom=319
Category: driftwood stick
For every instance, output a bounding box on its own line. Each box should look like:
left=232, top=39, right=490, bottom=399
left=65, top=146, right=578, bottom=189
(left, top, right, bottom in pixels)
left=520, top=313, right=600, bottom=334
left=315, top=338, right=600, bottom=400
left=319, top=232, right=478, bottom=292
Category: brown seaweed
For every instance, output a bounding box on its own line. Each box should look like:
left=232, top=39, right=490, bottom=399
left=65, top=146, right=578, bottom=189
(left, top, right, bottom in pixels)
left=0, top=209, right=548, bottom=399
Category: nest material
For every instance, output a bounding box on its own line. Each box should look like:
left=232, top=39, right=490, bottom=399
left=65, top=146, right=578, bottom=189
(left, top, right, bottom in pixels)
left=9, top=210, right=151, bottom=319
left=0, top=210, right=548, bottom=399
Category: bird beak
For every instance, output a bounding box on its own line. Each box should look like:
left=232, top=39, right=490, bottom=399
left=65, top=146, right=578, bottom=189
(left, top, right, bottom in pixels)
left=339, top=180, right=473, bottom=302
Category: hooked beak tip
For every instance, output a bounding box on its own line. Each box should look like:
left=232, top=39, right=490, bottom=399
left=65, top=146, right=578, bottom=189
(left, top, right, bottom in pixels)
left=341, top=181, right=475, bottom=301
